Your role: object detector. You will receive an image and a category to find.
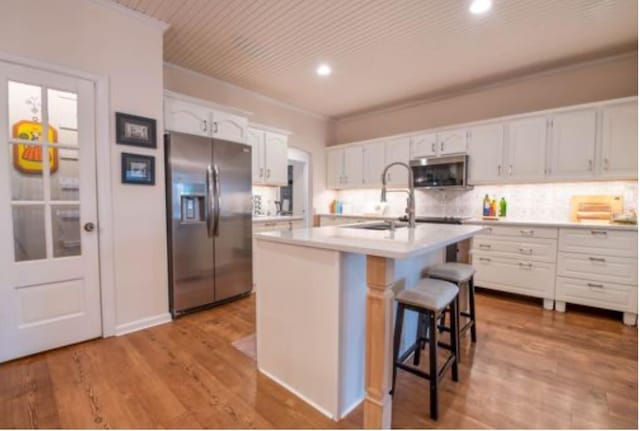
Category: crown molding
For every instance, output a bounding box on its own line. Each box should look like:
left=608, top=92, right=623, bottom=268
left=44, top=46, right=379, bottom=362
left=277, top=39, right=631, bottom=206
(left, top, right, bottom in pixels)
left=163, top=62, right=328, bottom=121
left=86, top=0, right=170, bottom=32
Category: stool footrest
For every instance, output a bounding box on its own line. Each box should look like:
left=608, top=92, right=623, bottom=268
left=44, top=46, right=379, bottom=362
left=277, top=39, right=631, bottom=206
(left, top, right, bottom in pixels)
left=395, top=353, right=457, bottom=384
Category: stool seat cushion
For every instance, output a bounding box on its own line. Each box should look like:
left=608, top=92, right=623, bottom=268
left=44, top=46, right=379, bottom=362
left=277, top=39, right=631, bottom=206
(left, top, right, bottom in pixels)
left=427, top=262, right=475, bottom=282
left=396, top=279, right=459, bottom=311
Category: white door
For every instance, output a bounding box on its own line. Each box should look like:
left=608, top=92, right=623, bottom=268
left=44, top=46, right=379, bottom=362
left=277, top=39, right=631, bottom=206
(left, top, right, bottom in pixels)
left=384, top=137, right=411, bottom=186
left=0, top=62, right=101, bottom=362
left=467, top=123, right=505, bottom=184
left=506, top=116, right=548, bottom=181
left=327, top=148, right=343, bottom=189
left=362, top=141, right=386, bottom=186
left=411, top=133, right=438, bottom=158
left=248, top=127, right=265, bottom=184
left=438, top=129, right=467, bottom=155
left=212, top=110, right=248, bottom=144
left=601, top=102, right=638, bottom=179
left=264, top=131, right=288, bottom=185
left=164, top=97, right=210, bottom=137
left=548, top=109, right=596, bottom=179
left=343, top=145, right=364, bottom=187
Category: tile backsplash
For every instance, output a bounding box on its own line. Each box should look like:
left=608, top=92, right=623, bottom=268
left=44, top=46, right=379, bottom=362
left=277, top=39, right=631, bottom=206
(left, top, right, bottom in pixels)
left=336, top=181, right=638, bottom=221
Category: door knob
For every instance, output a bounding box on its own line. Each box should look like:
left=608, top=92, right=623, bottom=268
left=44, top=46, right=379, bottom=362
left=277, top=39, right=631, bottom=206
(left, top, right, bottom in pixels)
left=84, top=222, right=96, bottom=232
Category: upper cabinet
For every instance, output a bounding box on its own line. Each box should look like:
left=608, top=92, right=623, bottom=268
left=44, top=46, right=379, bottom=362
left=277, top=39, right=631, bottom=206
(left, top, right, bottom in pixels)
left=384, top=137, right=412, bottom=186
left=363, top=141, right=386, bottom=186
left=600, top=102, right=638, bottom=179
left=411, top=133, right=438, bottom=158
left=248, top=127, right=289, bottom=186
left=548, top=109, right=597, bottom=179
left=467, top=123, right=505, bottom=184
left=505, top=116, right=548, bottom=181
left=164, top=93, right=248, bottom=144
left=438, top=129, right=467, bottom=155
left=326, top=145, right=364, bottom=189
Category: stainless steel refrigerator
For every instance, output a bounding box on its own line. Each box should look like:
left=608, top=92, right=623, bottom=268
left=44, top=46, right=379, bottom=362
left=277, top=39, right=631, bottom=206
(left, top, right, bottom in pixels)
left=165, top=132, right=252, bottom=317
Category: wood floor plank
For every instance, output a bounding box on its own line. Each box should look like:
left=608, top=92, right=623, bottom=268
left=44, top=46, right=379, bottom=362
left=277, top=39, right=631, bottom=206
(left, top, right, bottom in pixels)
left=0, top=291, right=636, bottom=429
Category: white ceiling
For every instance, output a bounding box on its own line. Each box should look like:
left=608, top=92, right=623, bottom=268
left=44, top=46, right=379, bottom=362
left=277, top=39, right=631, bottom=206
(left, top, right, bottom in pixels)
left=113, top=0, right=637, bottom=118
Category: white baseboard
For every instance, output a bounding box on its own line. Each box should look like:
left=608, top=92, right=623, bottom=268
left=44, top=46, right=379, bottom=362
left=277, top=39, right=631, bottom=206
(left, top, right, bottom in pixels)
left=114, top=312, right=172, bottom=336
left=340, top=397, right=363, bottom=419
left=258, top=367, right=337, bottom=420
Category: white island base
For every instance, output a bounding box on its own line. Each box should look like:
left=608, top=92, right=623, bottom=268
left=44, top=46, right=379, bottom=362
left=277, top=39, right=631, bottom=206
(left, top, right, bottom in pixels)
left=255, top=239, right=440, bottom=420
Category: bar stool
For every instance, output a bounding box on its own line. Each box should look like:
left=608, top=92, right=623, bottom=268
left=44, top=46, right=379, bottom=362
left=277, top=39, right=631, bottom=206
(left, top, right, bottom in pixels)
left=426, top=263, right=477, bottom=343
left=390, top=278, right=460, bottom=420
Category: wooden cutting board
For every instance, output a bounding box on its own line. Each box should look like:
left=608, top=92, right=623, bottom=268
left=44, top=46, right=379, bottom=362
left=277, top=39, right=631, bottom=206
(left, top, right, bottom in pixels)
left=569, top=195, right=623, bottom=222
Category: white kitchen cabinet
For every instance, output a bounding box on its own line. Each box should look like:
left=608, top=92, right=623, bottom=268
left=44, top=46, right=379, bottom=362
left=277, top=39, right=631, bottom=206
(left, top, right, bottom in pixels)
left=411, top=133, right=438, bottom=158
left=326, top=146, right=364, bottom=189
left=548, top=109, right=597, bottom=179
left=467, top=123, right=505, bottom=184
left=249, top=127, right=289, bottom=186
left=600, top=102, right=638, bottom=179
left=384, top=137, right=411, bottom=186
left=212, top=110, right=248, bottom=144
left=506, top=116, right=548, bottom=181
left=164, top=97, right=210, bottom=137
left=363, top=141, right=386, bottom=186
left=438, top=129, right=467, bottom=155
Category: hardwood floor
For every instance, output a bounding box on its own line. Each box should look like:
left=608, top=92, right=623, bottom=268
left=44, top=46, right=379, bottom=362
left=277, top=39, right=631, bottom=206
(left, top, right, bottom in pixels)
left=0, top=290, right=636, bottom=429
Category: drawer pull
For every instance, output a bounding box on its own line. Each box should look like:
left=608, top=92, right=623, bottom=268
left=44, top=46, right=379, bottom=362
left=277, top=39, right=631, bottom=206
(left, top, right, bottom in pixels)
left=519, top=248, right=533, bottom=255
left=588, top=257, right=606, bottom=262
left=264, top=222, right=277, bottom=227
left=518, top=262, right=533, bottom=269
left=590, top=230, right=608, bottom=235
left=520, top=229, right=535, bottom=236
left=478, top=257, right=491, bottom=262
left=478, top=244, right=491, bottom=249
left=587, top=282, right=604, bottom=288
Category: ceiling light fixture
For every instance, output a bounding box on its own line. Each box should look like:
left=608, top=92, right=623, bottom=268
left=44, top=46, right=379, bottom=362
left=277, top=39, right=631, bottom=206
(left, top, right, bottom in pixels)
left=469, top=0, right=492, bottom=15
left=316, top=63, right=332, bottom=77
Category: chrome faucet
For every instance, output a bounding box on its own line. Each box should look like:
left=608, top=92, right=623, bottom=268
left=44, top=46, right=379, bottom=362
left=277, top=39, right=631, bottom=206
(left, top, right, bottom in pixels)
left=380, top=162, right=416, bottom=228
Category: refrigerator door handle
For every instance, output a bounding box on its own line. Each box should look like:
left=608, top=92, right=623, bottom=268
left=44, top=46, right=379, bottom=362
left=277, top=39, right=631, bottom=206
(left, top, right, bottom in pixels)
left=213, top=164, right=221, bottom=237
left=206, top=165, right=215, bottom=238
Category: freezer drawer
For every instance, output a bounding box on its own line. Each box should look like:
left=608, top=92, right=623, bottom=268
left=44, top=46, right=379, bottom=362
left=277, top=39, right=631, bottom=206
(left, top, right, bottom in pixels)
left=556, top=276, right=637, bottom=313
left=472, top=253, right=555, bottom=299
left=557, top=252, right=637, bottom=285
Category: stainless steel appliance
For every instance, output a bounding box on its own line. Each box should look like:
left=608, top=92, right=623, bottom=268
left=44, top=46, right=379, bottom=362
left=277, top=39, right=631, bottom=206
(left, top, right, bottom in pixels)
left=410, top=155, right=470, bottom=190
left=165, top=132, right=252, bottom=317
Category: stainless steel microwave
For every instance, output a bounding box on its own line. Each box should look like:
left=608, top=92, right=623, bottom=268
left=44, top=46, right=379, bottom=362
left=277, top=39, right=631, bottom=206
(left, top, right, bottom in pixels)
left=410, top=155, right=470, bottom=190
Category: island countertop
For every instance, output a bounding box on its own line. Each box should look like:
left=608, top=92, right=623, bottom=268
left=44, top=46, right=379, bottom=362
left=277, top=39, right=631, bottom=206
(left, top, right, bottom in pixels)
left=255, top=223, right=485, bottom=259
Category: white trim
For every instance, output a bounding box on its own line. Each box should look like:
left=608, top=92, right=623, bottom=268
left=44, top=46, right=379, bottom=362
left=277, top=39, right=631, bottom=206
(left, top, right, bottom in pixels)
left=338, top=51, right=638, bottom=122
left=249, top=121, right=292, bottom=136
left=0, top=51, right=118, bottom=338
left=340, top=398, right=363, bottom=419
left=164, top=62, right=328, bottom=120
left=164, top=89, right=253, bottom=118
left=85, top=0, right=170, bottom=33
left=329, top=96, right=638, bottom=149
left=258, top=367, right=337, bottom=420
left=114, top=312, right=172, bottom=336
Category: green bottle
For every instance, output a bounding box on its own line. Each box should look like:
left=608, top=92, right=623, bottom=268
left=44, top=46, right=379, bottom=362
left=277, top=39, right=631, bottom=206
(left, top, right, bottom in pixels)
left=499, top=197, right=507, bottom=217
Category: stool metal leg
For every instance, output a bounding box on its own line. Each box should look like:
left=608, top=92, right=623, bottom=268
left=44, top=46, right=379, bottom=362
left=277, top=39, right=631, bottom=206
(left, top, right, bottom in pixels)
left=391, top=303, right=405, bottom=395
left=468, top=276, right=477, bottom=343
left=450, top=298, right=459, bottom=381
left=428, top=311, right=438, bottom=420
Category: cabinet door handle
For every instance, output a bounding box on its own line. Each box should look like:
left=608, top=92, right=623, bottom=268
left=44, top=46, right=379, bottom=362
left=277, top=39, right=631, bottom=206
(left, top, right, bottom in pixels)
left=440, top=141, right=444, bottom=151
left=498, top=165, right=502, bottom=175
left=588, top=159, right=593, bottom=171
left=588, top=282, right=604, bottom=288
left=259, top=168, right=264, bottom=178
left=518, top=262, right=533, bottom=269
left=519, top=248, right=533, bottom=255
left=520, top=229, right=534, bottom=236
left=478, top=244, right=491, bottom=249
left=589, top=257, right=606, bottom=262
left=264, top=222, right=277, bottom=227
left=604, top=158, right=609, bottom=170
left=590, top=230, right=608, bottom=235
left=508, top=165, right=513, bottom=176
left=478, top=257, right=491, bottom=262
left=266, top=169, right=271, bottom=178
left=202, top=120, right=208, bottom=132
left=387, top=173, right=391, bottom=182
left=431, top=142, right=435, bottom=153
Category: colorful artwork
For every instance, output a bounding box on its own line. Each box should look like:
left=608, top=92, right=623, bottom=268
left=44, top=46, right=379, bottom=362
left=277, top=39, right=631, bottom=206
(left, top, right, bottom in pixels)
left=12, top=120, right=58, bottom=174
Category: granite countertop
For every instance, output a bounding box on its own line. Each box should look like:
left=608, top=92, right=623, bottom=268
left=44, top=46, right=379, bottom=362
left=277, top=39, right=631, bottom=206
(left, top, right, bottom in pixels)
left=253, top=215, right=305, bottom=223
left=464, top=218, right=638, bottom=231
left=255, top=223, right=486, bottom=259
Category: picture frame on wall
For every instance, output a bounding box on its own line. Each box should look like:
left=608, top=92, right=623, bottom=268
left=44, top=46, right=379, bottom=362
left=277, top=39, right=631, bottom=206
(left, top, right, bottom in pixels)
left=121, top=152, right=155, bottom=185
left=115, top=112, right=157, bottom=148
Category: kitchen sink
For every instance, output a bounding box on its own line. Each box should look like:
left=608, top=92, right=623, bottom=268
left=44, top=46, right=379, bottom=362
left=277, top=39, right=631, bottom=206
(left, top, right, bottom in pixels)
left=342, top=221, right=408, bottom=231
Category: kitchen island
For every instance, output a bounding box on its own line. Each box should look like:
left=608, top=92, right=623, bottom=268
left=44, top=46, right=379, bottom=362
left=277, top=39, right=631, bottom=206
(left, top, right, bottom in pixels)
left=254, top=223, right=485, bottom=428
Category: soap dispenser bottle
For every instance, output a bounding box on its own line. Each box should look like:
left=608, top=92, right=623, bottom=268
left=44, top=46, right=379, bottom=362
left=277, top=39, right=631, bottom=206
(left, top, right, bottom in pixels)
left=482, top=194, right=491, bottom=216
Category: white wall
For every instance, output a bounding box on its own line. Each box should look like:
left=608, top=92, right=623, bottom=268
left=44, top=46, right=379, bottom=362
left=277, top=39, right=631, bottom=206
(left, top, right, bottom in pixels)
left=0, top=0, right=169, bottom=330
left=164, top=63, right=335, bottom=214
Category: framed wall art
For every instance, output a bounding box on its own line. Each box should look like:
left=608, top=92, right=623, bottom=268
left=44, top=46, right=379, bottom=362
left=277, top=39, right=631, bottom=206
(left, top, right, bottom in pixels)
left=115, top=112, right=157, bottom=148
left=121, top=152, right=155, bottom=185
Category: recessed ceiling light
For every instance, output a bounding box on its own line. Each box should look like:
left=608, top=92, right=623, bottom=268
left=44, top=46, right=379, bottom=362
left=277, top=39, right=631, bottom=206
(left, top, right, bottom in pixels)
left=469, top=0, right=492, bottom=15
left=316, top=64, right=331, bottom=77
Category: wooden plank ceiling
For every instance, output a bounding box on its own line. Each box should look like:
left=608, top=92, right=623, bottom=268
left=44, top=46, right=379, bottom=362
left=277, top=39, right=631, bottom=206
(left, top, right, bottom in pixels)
left=113, top=0, right=637, bottom=117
